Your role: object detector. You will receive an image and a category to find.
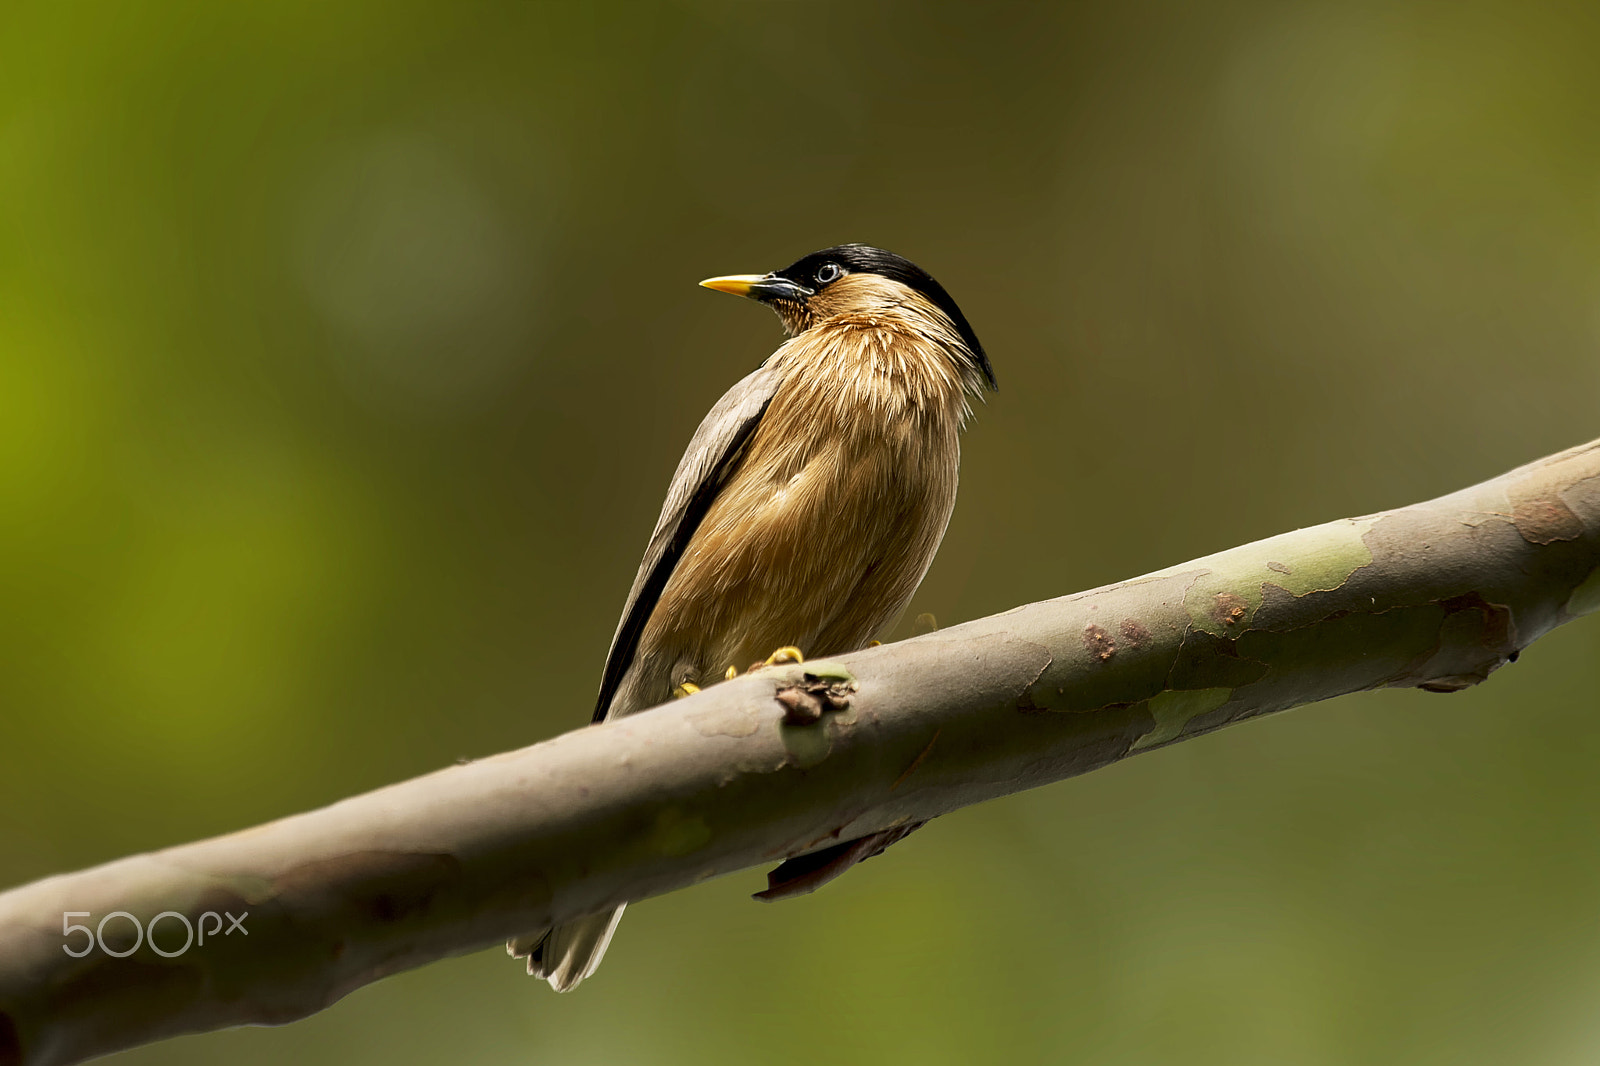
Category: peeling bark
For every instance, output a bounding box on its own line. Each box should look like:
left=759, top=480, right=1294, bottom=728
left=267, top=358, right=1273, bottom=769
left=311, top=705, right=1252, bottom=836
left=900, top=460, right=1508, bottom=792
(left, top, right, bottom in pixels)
left=2, top=439, right=1598, bottom=1066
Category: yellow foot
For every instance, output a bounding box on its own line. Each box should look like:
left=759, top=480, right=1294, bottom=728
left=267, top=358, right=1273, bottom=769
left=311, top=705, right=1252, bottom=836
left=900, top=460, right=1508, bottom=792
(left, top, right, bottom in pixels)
left=748, top=646, right=805, bottom=674
left=671, top=681, right=701, bottom=699
left=725, top=665, right=739, bottom=680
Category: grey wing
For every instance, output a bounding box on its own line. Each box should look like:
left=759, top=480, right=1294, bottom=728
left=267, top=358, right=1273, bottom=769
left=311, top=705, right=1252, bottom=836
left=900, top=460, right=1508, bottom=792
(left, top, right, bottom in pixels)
left=591, top=361, right=783, bottom=722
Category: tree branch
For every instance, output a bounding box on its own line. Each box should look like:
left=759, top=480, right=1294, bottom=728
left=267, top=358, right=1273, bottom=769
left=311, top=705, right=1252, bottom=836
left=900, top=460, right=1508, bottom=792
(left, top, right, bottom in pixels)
left=3, top=439, right=1598, bottom=1066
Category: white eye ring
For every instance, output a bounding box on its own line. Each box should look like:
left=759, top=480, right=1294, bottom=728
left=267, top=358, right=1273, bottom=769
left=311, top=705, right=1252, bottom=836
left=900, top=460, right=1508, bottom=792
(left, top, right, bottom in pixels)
left=815, top=262, right=842, bottom=284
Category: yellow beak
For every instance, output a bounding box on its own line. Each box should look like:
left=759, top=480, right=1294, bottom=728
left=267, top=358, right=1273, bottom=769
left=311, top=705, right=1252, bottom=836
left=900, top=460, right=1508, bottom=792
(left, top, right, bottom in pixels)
left=697, top=274, right=766, bottom=297
left=698, top=273, right=814, bottom=304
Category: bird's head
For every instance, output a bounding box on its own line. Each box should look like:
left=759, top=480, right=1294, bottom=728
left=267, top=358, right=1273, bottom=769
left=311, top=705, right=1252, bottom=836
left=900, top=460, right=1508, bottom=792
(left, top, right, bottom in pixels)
left=700, top=244, right=997, bottom=391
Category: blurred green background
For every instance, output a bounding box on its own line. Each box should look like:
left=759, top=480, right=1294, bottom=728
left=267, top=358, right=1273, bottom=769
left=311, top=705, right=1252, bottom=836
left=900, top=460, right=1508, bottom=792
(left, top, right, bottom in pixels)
left=2, top=2, right=1598, bottom=1063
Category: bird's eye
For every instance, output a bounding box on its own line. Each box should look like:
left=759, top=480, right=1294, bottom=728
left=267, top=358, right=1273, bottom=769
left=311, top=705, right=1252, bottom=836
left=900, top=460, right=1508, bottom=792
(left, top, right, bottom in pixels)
left=815, top=262, right=842, bottom=284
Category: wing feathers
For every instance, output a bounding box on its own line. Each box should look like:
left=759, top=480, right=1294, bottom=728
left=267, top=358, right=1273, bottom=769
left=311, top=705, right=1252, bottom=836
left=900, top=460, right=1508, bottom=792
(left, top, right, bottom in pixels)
left=591, top=362, right=782, bottom=722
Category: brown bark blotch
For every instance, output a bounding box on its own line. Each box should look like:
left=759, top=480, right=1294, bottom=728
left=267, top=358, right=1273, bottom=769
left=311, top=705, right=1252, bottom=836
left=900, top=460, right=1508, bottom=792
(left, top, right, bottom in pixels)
left=1509, top=465, right=1586, bottom=544
left=1212, top=592, right=1249, bottom=628
left=1416, top=593, right=1518, bottom=692
left=1439, top=593, right=1514, bottom=652
left=1511, top=496, right=1584, bottom=545
left=1083, top=623, right=1116, bottom=662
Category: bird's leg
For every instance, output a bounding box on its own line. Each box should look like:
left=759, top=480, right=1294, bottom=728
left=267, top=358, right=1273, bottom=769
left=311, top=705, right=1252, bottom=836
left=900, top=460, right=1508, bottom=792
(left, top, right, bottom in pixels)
left=669, top=660, right=705, bottom=700
left=682, top=651, right=789, bottom=692
left=692, top=647, right=808, bottom=690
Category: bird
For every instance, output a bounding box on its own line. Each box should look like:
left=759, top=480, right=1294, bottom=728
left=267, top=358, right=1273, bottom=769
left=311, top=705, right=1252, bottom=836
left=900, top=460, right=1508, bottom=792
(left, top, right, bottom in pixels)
left=508, top=243, right=997, bottom=991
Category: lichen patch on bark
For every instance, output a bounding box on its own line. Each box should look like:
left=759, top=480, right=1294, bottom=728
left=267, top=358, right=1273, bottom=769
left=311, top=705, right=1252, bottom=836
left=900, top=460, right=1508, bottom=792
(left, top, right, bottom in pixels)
left=778, top=720, right=834, bottom=769
left=649, top=809, right=713, bottom=856
left=1130, top=688, right=1232, bottom=750
left=1168, top=517, right=1378, bottom=637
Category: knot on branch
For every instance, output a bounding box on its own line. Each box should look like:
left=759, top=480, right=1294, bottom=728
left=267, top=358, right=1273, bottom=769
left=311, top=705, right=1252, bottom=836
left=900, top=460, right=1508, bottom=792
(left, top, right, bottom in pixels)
left=775, top=673, right=857, bottom=725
